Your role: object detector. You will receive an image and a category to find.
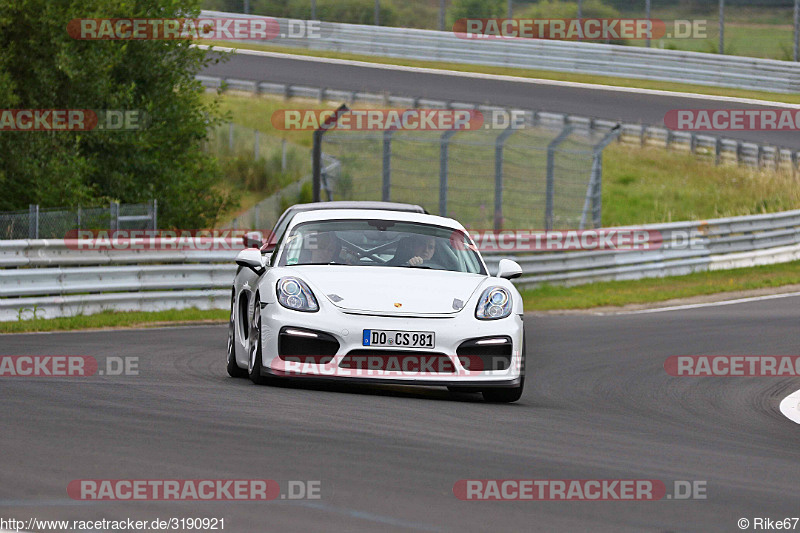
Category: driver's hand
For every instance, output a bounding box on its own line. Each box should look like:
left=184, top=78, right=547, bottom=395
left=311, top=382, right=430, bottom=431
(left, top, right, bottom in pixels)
left=408, top=256, right=423, bottom=266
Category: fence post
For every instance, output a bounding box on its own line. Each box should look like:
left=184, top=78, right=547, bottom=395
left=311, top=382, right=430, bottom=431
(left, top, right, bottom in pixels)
left=152, top=199, right=158, bottom=230
left=545, top=126, right=574, bottom=231
left=110, top=202, right=119, bottom=231
left=254, top=130, right=260, bottom=160
left=439, top=130, right=457, bottom=217
left=77, top=206, right=82, bottom=230
left=28, top=204, right=38, bottom=239
left=494, top=126, right=515, bottom=232
left=580, top=125, right=621, bottom=230
left=382, top=129, right=394, bottom=202
left=228, top=122, right=234, bottom=151
left=715, top=137, right=722, bottom=165
left=312, top=104, right=349, bottom=202
left=281, top=139, right=287, bottom=171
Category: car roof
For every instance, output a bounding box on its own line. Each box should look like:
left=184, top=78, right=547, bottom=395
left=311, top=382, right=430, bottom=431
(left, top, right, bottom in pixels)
left=282, top=201, right=426, bottom=215
left=287, top=209, right=466, bottom=231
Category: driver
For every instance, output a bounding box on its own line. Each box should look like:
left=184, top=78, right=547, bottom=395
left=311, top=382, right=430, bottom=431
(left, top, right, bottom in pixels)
left=406, top=235, right=436, bottom=266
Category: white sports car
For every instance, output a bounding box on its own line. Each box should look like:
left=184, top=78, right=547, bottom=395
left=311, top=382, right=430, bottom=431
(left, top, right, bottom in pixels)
left=227, top=202, right=526, bottom=403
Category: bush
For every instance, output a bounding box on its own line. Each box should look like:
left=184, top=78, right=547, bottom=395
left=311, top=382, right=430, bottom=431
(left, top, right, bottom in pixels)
left=285, top=0, right=396, bottom=25
left=519, top=0, right=620, bottom=19
left=448, top=0, right=505, bottom=25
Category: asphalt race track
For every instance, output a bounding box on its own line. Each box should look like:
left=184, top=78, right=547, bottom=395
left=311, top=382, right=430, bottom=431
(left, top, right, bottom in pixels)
left=201, top=52, right=800, bottom=150
left=2, top=295, right=799, bottom=532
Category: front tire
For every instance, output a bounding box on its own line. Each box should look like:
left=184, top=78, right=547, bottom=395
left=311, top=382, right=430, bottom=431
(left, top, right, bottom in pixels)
left=226, top=291, right=247, bottom=378
left=247, top=294, right=270, bottom=385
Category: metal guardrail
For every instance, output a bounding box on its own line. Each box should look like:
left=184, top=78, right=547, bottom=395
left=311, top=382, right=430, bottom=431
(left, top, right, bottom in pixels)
left=200, top=11, right=800, bottom=94
left=197, top=75, right=800, bottom=171
left=204, top=76, right=799, bottom=170
left=2, top=209, right=800, bottom=320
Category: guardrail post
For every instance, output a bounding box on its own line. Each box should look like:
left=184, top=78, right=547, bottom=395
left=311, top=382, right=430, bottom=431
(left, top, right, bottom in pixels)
left=757, top=144, right=763, bottom=168
left=439, top=130, right=457, bottom=217
left=715, top=137, right=722, bottom=165
left=494, top=125, right=515, bottom=232
left=736, top=141, right=743, bottom=165
left=28, top=204, right=38, bottom=239
left=690, top=133, right=697, bottom=154
left=545, top=125, right=574, bottom=230
left=640, top=124, right=647, bottom=147
left=382, top=129, right=394, bottom=202
left=312, top=104, right=348, bottom=202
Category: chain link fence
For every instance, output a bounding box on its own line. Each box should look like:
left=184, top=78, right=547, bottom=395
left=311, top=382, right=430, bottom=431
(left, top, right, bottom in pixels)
left=317, top=123, right=619, bottom=231
left=0, top=201, right=157, bottom=240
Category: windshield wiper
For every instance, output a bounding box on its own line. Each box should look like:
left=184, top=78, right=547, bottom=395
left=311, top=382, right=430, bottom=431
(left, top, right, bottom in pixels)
left=292, top=262, right=349, bottom=266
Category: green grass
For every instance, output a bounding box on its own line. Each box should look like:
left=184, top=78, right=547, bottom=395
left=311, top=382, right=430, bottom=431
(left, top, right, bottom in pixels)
left=0, top=308, right=228, bottom=334
left=521, top=259, right=800, bottom=311
left=205, top=93, right=800, bottom=228
left=603, top=144, right=800, bottom=226
left=203, top=42, right=800, bottom=104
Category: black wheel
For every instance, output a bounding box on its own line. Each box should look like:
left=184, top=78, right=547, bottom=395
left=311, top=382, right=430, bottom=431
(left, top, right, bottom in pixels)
left=247, top=294, right=271, bottom=385
left=481, top=334, right=525, bottom=403
left=227, top=292, right=247, bottom=378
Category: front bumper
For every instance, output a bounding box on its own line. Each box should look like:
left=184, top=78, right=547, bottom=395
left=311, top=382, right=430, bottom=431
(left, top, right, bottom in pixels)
left=259, top=303, right=524, bottom=386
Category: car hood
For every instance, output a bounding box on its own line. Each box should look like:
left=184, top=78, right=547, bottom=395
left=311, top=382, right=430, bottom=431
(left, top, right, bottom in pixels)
left=290, top=266, right=487, bottom=315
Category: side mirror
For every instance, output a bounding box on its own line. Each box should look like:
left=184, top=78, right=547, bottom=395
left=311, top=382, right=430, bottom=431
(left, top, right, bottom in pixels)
left=236, top=248, right=265, bottom=275
left=243, top=231, right=264, bottom=249
left=496, top=258, right=522, bottom=280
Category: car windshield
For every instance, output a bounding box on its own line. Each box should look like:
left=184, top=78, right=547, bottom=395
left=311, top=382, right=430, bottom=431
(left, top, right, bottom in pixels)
left=277, top=219, right=485, bottom=274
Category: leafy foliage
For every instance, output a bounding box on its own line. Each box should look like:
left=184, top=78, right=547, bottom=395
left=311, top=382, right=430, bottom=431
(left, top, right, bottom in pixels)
left=0, top=0, right=235, bottom=227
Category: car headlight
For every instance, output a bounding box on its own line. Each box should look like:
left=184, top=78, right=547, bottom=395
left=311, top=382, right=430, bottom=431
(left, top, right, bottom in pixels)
left=276, top=277, right=319, bottom=312
left=475, top=287, right=512, bottom=320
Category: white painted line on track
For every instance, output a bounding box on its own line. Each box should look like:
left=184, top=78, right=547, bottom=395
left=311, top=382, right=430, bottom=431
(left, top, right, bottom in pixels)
left=780, top=388, right=800, bottom=425
left=610, top=291, right=800, bottom=315
left=197, top=45, right=800, bottom=108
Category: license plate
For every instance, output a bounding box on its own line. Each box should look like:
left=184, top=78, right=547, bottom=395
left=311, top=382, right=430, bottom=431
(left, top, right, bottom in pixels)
left=362, top=329, right=435, bottom=348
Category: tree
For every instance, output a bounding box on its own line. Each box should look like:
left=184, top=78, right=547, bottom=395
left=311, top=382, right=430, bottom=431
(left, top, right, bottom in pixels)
left=0, top=0, right=235, bottom=227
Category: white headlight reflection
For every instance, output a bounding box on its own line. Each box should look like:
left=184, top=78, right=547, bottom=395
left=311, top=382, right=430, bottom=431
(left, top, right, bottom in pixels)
left=277, top=277, right=319, bottom=312
left=475, top=287, right=512, bottom=320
